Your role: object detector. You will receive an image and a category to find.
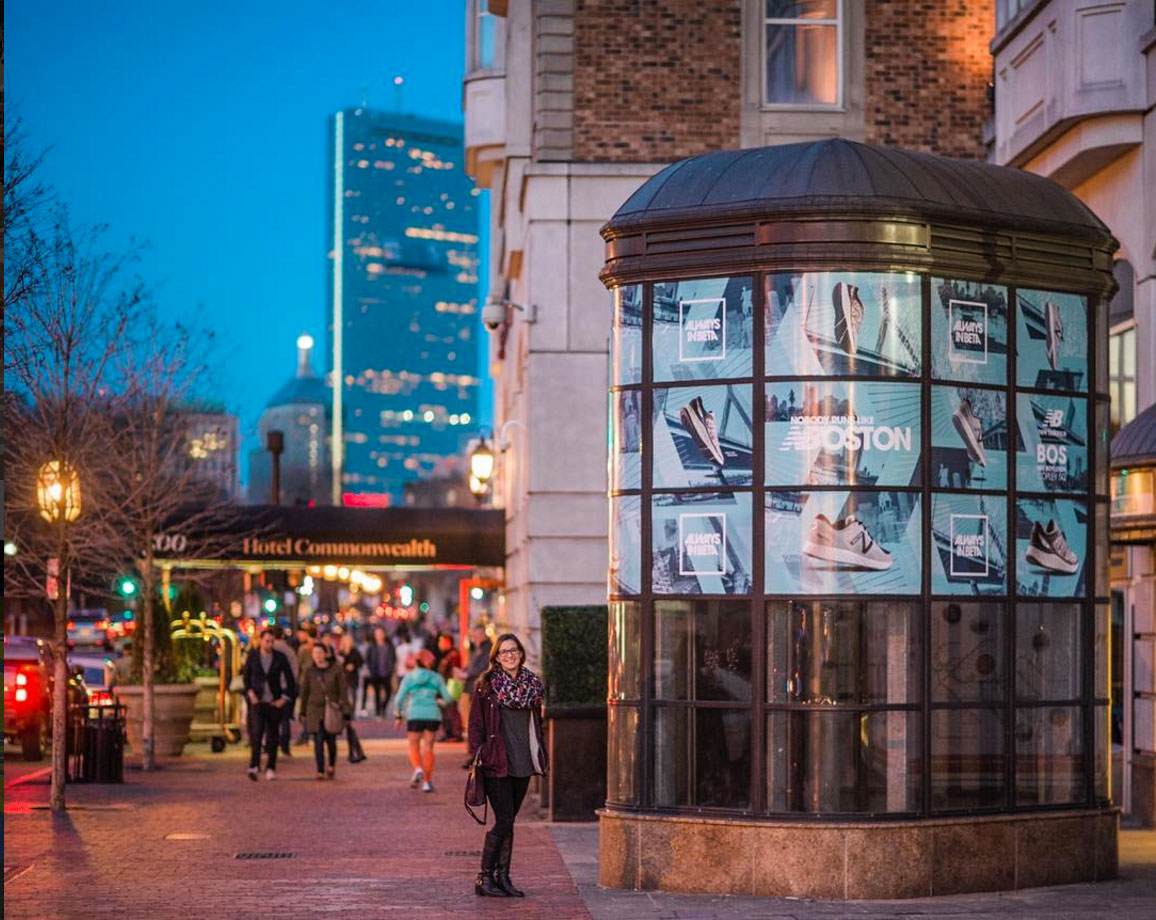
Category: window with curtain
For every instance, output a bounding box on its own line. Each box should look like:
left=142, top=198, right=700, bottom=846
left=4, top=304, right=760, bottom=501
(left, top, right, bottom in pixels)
left=764, top=1, right=841, bottom=106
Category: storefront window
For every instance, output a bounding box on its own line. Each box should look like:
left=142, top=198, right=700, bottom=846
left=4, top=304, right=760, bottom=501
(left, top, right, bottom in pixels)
left=656, top=600, right=752, bottom=701
left=931, top=708, right=1006, bottom=811
left=607, top=706, right=641, bottom=805
left=653, top=706, right=752, bottom=809
left=930, top=603, right=1006, bottom=704
left=609, top=601, right=641, bottom=700
left=1015, top=603, right=1082, bottom=701
left=1015, top=706, right=1084, bottom=805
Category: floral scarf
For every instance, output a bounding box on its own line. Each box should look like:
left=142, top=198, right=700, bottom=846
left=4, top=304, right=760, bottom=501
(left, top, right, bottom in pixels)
left=488, top=666, right=544, bottom=710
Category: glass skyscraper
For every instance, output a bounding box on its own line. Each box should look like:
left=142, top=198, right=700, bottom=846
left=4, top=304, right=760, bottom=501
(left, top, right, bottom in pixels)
left=327, top=107, right=481, bottom=504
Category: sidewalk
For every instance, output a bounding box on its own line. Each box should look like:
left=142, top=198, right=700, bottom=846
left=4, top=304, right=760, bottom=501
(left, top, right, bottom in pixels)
left=5, top=727, right=1156, bottom=920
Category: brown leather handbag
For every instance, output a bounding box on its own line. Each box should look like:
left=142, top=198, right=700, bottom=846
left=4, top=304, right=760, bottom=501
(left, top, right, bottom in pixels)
left=464, top=752, right=487, bottom=824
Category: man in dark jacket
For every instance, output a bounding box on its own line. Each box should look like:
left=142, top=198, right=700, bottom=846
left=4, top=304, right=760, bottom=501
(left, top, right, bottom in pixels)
left=364, top=626, right=396, bottom=718
left=243, top=628, right=297, bottom=781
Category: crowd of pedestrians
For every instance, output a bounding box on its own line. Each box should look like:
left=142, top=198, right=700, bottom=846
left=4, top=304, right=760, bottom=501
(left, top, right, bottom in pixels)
left=239, top=618, right=547, bottom=899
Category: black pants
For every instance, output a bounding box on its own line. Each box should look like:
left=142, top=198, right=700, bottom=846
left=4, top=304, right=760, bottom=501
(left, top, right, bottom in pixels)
left=278, top=696, right=295, bottom=751
left=366, top=676, right=392, bottom=716
left=483, top=774, right=531, bottom=843
left=248, top=702, right=280, bottom=770
left=313, top=728, right=337, bottom=772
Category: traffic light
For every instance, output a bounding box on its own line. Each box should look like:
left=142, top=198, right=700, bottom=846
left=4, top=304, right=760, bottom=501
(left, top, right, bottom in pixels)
left=395, top=582, right=414, bottom=608
left=263, top=596, right=279, bottom=614
left=117, top=576, right=138, bottom=597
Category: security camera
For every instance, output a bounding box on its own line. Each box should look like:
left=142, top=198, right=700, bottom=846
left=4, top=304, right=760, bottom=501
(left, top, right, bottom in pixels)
left=481, top=297, right=506, bottom=332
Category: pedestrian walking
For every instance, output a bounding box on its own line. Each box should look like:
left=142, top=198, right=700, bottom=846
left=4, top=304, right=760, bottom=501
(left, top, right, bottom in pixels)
left=468, top=632, right=546, bottom=898
left=338, top=632, right=367, bottom=763
left=241, top=628, right=297, bottom=781
left=393, top=648, right=454, bottom=793
left=393, top=625, right=421, bottom=685
left=294, top=624, right=318, bottom=745
left=271, top=625, right=299, bottom=757
left=364, top=626, right=396, bottom=718
left=435, top=633, right=464, bottom=742
left=460, top=625, right=492, bottom=731
left=299, top=642, right=351, bottom=780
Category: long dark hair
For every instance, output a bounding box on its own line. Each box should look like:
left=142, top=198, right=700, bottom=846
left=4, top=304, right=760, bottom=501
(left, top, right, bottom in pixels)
left=480, top=632, right=526, bottom=688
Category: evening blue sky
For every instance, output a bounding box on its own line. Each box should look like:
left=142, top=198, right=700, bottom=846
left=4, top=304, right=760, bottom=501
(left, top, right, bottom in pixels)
left=6, top=0, right=489, bottom=486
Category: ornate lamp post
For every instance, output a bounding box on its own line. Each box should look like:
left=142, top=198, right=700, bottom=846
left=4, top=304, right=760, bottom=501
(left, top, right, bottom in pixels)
left=37, top=459, right=82, bottom=812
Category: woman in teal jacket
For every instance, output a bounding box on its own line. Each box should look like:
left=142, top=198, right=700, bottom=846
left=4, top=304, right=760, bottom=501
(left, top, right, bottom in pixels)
left=393, top=648, right=454, bottom=792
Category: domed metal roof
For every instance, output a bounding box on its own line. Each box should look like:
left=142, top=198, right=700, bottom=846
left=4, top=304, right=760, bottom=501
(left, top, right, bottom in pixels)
left=606, top=139, right=1112, bottom=241
left=1111, top=402, right=1156, bottom=469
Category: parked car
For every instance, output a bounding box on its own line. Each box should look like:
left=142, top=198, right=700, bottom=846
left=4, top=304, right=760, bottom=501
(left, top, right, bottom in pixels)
left=69, top=652, right=115, bottom=709
left=67, top=609, right=113, bottom=650
left=4, top=636, right=93, bottom=760
left=4, top=636, right=54, bottom=760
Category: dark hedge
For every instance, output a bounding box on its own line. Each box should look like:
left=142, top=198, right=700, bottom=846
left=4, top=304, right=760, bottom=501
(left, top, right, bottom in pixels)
left=540, top=605, right=608, bottom=710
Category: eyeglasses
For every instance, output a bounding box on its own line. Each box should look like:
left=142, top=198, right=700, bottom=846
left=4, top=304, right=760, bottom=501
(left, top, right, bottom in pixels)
left=497, top=648, right=520, bottom=658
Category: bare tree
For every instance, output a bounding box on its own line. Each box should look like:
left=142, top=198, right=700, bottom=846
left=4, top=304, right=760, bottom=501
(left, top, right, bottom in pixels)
left=4, top=203, right=145, bottom=811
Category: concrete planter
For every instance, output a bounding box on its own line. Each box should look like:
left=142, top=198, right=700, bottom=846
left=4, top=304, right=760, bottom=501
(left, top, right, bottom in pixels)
left=115, top=684, right=199, bottom=757
left=192, top=676, right=220, bottom=724
left=547, top=706, right=607, bottom=821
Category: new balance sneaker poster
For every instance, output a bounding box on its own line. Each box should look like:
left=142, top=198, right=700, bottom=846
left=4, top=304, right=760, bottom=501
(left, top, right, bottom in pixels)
left=931, top=386, right=1008, bottom=490
left=653, top=277, right=753, bottom=382
left=610, top=495, right=642, bottom=595
left=653, top=385, right=753, bottom=488
left=612, top=391, right=642, bottom=491
left=613, top=284, right=643, bottom=386
left=1015, top=394, right=1088, bottom=493
left=1016, top=499, right=1087, bottom=597
left=652, top=493, right=752, bottom=595
left=765, top=381, right=921, bottom=487
left=931, top=494, right=1008, bottom=595
left=1016, top=289, right=1088, bottom=392
left=931, top=279, right=1009, bottom=386
left=766, top=271, right=921, bottom=378
left=765, top=491, right=921, bottom=594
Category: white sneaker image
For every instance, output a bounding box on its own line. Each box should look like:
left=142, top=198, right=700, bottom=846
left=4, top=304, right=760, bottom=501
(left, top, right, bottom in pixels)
left=951, top=398, right=987, bottom=466
left=1025, top=519, right=1078, bottom=574
left=802, top=513, right=893, bottom=571
left=680, top=396, right=725, bottom=465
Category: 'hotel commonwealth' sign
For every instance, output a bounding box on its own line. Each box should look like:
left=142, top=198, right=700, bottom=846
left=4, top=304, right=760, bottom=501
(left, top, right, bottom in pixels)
left=153, top=505, right=504, bottom=568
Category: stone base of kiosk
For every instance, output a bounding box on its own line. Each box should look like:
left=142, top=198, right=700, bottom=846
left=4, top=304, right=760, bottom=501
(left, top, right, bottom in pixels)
left=598, top=808, right=1118, bottom=899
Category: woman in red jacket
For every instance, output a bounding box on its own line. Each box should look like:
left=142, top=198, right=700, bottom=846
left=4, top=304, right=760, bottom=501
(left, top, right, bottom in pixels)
left=467, top=632, right=547, bottom=898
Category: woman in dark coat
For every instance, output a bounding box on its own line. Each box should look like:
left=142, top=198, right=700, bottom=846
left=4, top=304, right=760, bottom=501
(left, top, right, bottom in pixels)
left=467, top=633, right=547, bottom=898
left=338, top=632, right=367, bottom=763
left=299, top=643, right=352, bottom=779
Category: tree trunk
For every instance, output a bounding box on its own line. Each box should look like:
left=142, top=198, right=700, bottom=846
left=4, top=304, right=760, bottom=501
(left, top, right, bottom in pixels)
left=49, top=574, right=69, bottom=812
left=141, top=558, right=156, bottom=771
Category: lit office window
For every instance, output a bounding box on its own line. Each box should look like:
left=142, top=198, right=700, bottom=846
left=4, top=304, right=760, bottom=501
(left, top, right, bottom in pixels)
left=472, top=0, right=496, bottom=71
left=1109, top=325, right=1136, bottom=436
left=764, top=1, right=841, bottom=106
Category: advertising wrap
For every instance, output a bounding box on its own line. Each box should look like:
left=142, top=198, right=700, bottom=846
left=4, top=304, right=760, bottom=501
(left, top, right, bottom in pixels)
left=931, top=386, right=1008, bottom=490
left=931, top=279, right=1009, bottom=386
left=765, top=381, right=921, bottom=487
left=930, top=494, right=1008, bottom=595
left=653, top=385, right=753, bottom=488
left=611, top=495, right=641, bottom=595
left=765, top=490, right=921, bottom=594
left=653, top=277, right=754, bottom=382
left=1016, top=289, right=1088, bottom=392
left=653, top=492, right=752, bottom=595
left=1016, top=498, right=1088, bottom=597
left=613, top=284, right=643, bottom=386
left=766, top=271, right=921, bottom=378
left=1015, top=394, right=1087, bottom=494
left=612, top=390, right=642, bottom=491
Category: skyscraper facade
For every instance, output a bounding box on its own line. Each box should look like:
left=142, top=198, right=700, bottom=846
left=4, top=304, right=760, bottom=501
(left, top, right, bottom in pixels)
left=327, top=107, right=481, bottom=505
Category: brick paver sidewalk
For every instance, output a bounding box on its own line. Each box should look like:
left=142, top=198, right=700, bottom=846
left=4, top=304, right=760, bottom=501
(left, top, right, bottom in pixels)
left=3, top=722, right=590, bottom=920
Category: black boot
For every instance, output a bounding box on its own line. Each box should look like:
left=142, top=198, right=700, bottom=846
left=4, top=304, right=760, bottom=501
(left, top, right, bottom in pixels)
left=495, top=831, right=525, bottom=897
left=474, top=832, right=508, bottom=897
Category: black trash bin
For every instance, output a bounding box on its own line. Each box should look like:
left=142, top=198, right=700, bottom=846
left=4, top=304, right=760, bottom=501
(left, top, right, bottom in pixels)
left=81, top=703, right=126, bottom=783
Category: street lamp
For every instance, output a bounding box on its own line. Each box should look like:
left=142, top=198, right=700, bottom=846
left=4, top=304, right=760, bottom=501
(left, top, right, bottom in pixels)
left=37, top=460, right=82, bottom=523
left=468, top=437, right=495, bottom=501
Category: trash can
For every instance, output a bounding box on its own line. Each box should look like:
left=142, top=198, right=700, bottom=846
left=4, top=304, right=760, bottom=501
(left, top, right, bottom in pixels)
left=81, top=703, right=126, bottom=783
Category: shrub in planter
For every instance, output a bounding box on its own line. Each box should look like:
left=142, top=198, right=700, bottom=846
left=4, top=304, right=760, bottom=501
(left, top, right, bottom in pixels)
left=540, top=605, right=608, bottom=820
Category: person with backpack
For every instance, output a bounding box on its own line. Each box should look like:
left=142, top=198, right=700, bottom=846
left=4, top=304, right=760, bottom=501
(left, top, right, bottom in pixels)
left=392, top=648, right=453, bottom=793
